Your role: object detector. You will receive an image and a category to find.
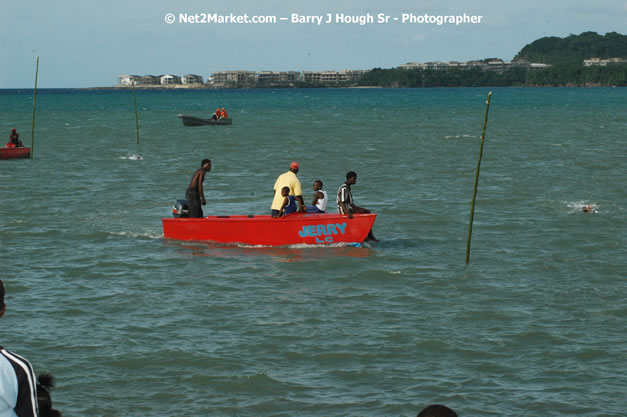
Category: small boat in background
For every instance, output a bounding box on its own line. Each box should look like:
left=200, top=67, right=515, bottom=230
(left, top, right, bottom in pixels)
left=178, top=114, right=232, bottom=126
left=162, top=202, right=376, bottom=246
left=0, top=147, right=31, bottom=160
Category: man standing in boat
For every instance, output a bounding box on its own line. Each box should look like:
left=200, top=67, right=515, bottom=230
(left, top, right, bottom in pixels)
left=337, top=171, right=378, bottom=242
left=186, top=159, right=211, bottom=218
left=271, top=161, right=306, bottom=217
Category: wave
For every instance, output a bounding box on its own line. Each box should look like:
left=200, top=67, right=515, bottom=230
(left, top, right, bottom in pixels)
left=119, top=154, right=144, bottom=160
left=565, top=200, right=599, bottom=213
left=443, top=133, right=475, bottom=139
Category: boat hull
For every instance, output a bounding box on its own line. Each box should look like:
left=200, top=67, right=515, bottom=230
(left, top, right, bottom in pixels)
left=162, top=213, right=376, bottom=246
left=178, top=114, right=232, bottom=126
left=0, top=147, right=30, bottom=160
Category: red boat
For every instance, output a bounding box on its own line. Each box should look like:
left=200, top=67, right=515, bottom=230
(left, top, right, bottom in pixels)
left=162, top=212, right=377, bottom=246
left=0, top=147, right=31, bottom=160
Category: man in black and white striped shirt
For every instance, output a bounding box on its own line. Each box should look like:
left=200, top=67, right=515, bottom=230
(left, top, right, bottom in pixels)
left=0, top=280, right=39, bottom=417
left=336, top=171, right=378, bottom=242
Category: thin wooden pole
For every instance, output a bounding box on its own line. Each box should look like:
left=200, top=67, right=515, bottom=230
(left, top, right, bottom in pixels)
left=132, top=82, right=140, bottom=145
left=465, top=91, right=492, bottom=264
left=31, top=56, right=39, bottom=159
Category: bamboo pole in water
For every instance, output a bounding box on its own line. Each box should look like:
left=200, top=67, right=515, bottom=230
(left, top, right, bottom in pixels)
left=465, top=91, right=492, bottom=264
left=31, top=56, right=39, bottom=159
left=132, top=82, right=140, bottom=145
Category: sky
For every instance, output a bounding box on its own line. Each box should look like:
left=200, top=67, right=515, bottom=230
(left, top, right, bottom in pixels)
left=1, top=0, right=626, bottom=88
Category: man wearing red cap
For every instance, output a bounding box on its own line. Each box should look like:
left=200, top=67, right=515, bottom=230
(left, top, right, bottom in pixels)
left=271, top=162, right=306, bottom=217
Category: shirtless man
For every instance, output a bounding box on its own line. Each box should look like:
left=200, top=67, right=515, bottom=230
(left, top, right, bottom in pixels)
left=186, top=159, right=211, bottom=218
left=8, top=128, right=22, bottom=147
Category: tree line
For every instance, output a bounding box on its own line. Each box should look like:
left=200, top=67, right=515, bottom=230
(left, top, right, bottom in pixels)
left=355, top=65, right=627, bottom=87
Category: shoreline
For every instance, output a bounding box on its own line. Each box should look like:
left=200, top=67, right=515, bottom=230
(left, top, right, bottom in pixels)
left=1, top=85, right=623, bottom=91
left=80, top=83, right=621, bottom=90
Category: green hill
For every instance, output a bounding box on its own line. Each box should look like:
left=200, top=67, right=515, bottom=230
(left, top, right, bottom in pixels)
left=514, top=31, right=627, bottom=66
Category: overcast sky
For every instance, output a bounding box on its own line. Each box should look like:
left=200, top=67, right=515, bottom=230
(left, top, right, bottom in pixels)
left=1, top=0, right=625, bottom=87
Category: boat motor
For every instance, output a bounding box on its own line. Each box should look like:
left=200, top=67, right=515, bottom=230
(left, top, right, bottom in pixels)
left=172, top=199, right=189, bottom=218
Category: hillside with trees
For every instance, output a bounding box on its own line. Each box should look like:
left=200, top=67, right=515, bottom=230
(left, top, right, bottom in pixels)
left=514, top=31, right=627, bottom=66
left=357, top=32, right=627, bottom=87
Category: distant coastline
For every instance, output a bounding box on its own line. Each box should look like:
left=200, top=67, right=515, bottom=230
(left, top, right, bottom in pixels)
left=109, top=31, right=626, bottom=89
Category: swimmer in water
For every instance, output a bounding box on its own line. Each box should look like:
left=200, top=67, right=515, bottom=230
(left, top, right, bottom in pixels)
left=582, top=204, right=597, bottom=213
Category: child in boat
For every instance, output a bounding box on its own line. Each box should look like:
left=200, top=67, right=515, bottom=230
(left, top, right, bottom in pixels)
left=279, top=186, right=297, bottom=217
left=306, top=180, right=328, bottom=213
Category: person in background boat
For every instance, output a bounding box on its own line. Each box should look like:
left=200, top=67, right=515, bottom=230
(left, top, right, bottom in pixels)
left=336, top=171, right=378, bottom=242
left=186, top=159, right=211, bottom=218
left=211, top=108, right=221, bottom=121
left=7, top=128, right=23, bottom=148
left=0, top=279, right=39, bottom=417
left=279, top=186, right=297, bottom=217
left=271, top=161, right=306, bottom=217
left=305, top=180, right=328, bottom=213
left=220, top=108, right=228, bottom=119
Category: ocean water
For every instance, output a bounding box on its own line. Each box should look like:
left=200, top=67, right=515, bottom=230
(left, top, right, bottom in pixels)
left=0, top=87, right=625, bottom=416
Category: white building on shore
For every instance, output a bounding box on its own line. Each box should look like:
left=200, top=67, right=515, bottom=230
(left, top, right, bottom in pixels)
left=160, top=74, right=182, bottom=85
left=118, top=75, right=141, bottom=85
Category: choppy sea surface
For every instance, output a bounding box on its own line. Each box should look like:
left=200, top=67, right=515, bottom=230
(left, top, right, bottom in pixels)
left=0, top=87, right=625, bottom=416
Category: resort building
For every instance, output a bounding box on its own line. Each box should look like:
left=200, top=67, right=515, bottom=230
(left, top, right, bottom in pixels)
left=119, top=69, right=366, bottom=87
left=583, top=57, right=627, bottom=66
left=118, top=75, right=141, bottom=85
left=529, top=63, right=552, bottom=69
left=182, top=74, right=204, bottom=84
left=255, top=71, right=300, bottom=84
left=447, top=61, right=467, bottom=69
left=487, top=59, right=513, bottom=73
left=398, top=59, right=550, bottom=72
left=302, top=69, right=365, bottom=83
left=160, top=74, right=182, bottom=85
left=256, top=71, right=282, bottom=83
left=209, top=70, right=256, bottom=86
left=140, top=75, right=161, bottom=85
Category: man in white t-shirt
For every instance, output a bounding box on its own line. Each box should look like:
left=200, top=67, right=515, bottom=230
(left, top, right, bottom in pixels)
left=0, top=280, right=38, bottom=417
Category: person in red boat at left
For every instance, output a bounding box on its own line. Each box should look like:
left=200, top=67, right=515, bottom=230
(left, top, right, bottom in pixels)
left=186, top=159, right=211, bottom=218
left=6, top=128, right=23, bottom=148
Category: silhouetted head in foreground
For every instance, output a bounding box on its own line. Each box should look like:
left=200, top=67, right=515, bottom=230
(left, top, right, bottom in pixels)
left=417, top=404, right=458, bottom=417
left=37, top=373, right=63, bottom=417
